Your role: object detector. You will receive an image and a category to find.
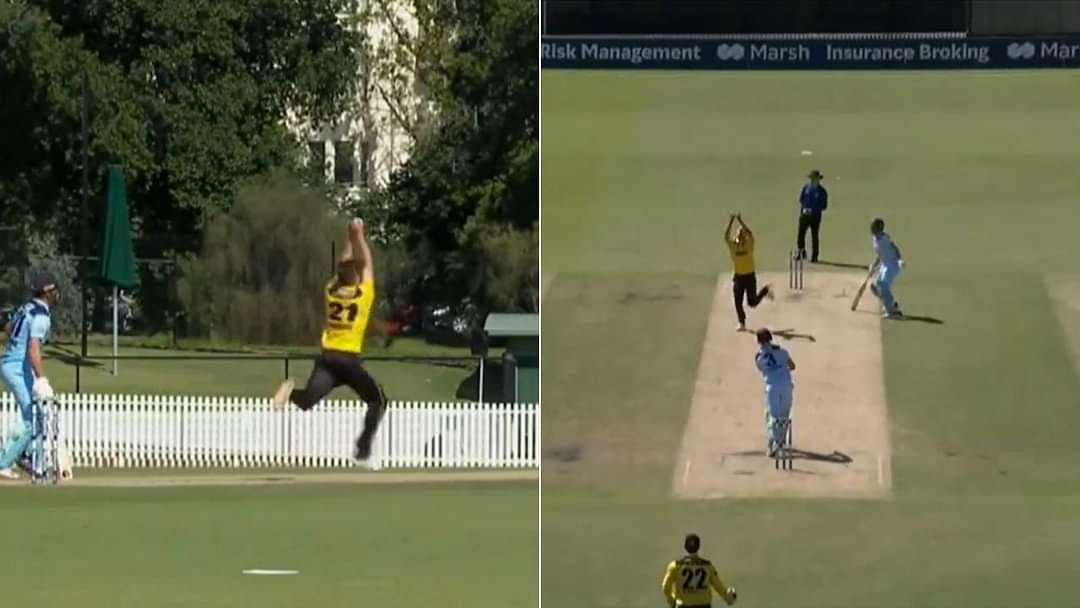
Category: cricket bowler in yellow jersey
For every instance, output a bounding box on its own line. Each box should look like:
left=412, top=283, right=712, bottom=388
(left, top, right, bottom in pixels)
left=725, top=213, right=773, bottom=331
left=272, top=218, right=387, bottom=462
left=661, top=534, right=737, bottom=608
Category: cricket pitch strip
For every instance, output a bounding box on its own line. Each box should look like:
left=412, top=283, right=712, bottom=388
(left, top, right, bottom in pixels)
left=673, top=271, right=893, bottom=499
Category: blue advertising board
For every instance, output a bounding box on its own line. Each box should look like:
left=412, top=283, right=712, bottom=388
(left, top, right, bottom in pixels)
left=541, top=36, right=1080, bottom=70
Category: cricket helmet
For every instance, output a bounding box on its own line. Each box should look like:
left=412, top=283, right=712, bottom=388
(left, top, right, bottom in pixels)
left=29, top=270, right=58, bottom=296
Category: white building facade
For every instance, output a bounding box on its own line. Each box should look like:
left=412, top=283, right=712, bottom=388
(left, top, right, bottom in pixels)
left=286, top=0, right=425, bottom=200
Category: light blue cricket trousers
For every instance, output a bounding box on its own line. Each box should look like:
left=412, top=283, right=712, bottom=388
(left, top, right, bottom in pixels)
left=875, top=263, right=902, bottom=314
left=0, top=360, right=35, bottom=469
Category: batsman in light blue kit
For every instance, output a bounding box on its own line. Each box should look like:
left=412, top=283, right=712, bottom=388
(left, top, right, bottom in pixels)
left=869, top=217, right=905, bottom=318
left=753, top=328, right=796, bottom=457
left=0, top=272, right=58, bottom=480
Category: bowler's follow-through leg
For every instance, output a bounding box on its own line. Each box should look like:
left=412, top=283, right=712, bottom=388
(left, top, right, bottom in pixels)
left=350, top=369, right=388, bottom=460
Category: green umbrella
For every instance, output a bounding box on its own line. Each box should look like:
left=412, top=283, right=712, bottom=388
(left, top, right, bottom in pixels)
left=100, top=167, right=138, bottom=374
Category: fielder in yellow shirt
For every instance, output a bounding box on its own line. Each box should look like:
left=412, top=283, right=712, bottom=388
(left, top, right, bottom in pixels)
left=725, top=213, right=772, bottom=331
left=272, top=218, right=387, bottom=462
left=661, top=534, right=737, bottom=608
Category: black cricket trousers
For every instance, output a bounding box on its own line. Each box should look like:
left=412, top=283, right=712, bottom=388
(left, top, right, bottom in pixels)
left=733, top=272, right=770, bottom=325
left=796, top=210, right=823, bottom=261
left=291, top=350, right=388, bottom=442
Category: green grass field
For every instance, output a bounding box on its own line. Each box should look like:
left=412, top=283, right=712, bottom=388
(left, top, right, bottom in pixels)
left=542, top=69, right=1080, bottom=607
left=2, top=341, right=533, bottom=608
left=0, top=478, right=537, bottom=608
left=41, top=336, right=476, bottom=401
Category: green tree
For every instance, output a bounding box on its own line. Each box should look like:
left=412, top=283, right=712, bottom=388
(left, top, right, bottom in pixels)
left=466, top=223, right=539, bottom=314
left=0, top=0, right=363, bottom=258
left=175, top=170, right=339, bottom=345
left=26, top=232, right=81, bottom=339
left=367, top=0, right=538, bottom=309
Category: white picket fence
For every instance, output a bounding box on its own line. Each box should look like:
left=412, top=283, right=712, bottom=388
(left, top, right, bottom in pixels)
left=0, top=393, right=538, bottom=470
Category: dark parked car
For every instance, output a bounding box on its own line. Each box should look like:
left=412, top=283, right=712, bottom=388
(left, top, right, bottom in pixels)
left=422, top=298, right=481, bottom=346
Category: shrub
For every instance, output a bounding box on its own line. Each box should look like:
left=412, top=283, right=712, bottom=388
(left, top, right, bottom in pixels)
left=176, top=170, right=339, bottom=345
left=466, top=222, right=538, bottom=314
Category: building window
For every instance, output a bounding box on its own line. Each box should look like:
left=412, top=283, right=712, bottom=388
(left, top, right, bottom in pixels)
left=308, top=141, right=326, bottom=178
left=359, top=140, right=372, bottom=188
left=334, top=140, right=354, bottom=184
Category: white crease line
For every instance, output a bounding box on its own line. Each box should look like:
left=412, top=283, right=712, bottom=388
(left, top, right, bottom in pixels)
left=682, top=458, right=693, bottom=487
left=877, top=455, right=884, bottom=486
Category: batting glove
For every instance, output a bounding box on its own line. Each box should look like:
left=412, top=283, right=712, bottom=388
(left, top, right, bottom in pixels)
left=32, top=376, right=54, bottom=400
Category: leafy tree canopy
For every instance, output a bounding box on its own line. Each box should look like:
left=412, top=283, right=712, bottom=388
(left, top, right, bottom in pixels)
left=370, top=0, right=538, bottom=308
left=0, top=0, right=362, bottom=256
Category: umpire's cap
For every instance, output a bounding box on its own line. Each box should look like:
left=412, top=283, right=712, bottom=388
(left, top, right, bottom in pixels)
left=684, top=533, right=701, bottom=553
left=29, top=270, right=58, bottom=296
left=808, top=169, right=824, bottom=179
left=756, top=328, right=772, bottom=345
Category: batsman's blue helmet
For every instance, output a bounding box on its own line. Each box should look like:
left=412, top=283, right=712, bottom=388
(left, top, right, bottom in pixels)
left=29, top=270, right=58, bottom=296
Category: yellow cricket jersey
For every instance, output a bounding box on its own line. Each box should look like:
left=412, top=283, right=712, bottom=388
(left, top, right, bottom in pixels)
left=726, top=233, right=755, bottom=276
left=320, top=277, right=375, bottom=354
left=661, top=554, right=733, bottom=607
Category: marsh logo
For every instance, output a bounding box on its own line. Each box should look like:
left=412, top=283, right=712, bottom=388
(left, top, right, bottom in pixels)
left=1007, top=42, right=1036, bottom=60
left=716, top=44, right=746, bottom=61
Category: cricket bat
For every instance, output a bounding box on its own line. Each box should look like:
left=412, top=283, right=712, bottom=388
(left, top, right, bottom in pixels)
left=850, top=262, right=878, bottom=311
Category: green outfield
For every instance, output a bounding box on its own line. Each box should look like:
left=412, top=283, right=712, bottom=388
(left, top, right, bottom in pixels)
left=41, top=337, right=475, bottom=401
left=542, top=70, right=1080, bottom=606
left=0, top=476, right=537, bottom=608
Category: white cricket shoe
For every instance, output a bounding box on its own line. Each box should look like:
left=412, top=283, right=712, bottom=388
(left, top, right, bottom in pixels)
left=736, top=322, right=746, bottom=332
left=272, top=379, right=295, bottom=409
left=0, top=467, right=19, bottom=480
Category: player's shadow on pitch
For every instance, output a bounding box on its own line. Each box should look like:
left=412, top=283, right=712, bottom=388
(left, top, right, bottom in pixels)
left=891, top=314, right=944, bottom=325
left=789, top=449, right=853, bottom=464
left=768, top=327, right=816, bottom=342
left=729, top=449, right=852, bottom=464
left=813, top=259, right=868, bottom=270
left=854, top=310, right=945, bottom=325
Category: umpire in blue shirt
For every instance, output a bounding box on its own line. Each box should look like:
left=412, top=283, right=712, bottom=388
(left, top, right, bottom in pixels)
left=796, top=169, right=828, bottom=262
